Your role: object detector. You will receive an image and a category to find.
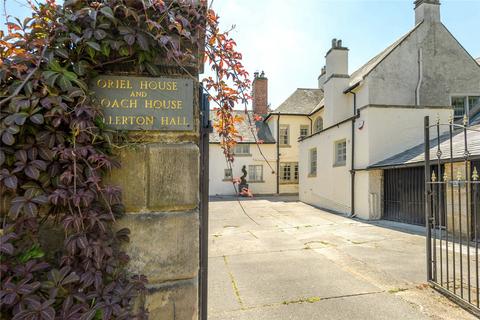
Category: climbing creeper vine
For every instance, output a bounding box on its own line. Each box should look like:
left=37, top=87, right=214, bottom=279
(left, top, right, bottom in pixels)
left=0, top=0, right=252, bottom=318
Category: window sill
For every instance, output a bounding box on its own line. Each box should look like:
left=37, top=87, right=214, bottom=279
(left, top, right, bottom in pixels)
left=280, top=145, right=291, bottom=148
left=233, top=154, right=252, bottom=157
left=249, top=180, right=265, bottom=183
left=333, top=162, right=346, bottom=167
left=222, top=179, right=233, bottom=182
left=308, top=174, right=317, bottom=177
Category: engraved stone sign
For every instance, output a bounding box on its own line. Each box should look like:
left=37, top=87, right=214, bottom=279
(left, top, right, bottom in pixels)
left=92, top=75, right=194, bottom=131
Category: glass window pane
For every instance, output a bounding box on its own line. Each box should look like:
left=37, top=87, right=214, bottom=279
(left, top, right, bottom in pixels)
left=310, top=148, right=317, bottom=175
left=452, top=96, right=466, bottom=119
left=469, top=96, right=480, bottom=115
left=280, top=125, right=289, bottom=145
left=314, top=117, right=323, bottom=133
left=224, top=168, right=232, bottom=179
left=335, top=140, right=347, bottom=166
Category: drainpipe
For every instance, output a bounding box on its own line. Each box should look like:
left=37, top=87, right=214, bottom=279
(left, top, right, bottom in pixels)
left=344, top=83, right=360, bottom=217
left=276, top=114, right=280, bottom=195
left=350, top=93, right=357, bottom=217
left=415, top=48, right=423, bottom=106
left=308, top=115, right=313, bottom=134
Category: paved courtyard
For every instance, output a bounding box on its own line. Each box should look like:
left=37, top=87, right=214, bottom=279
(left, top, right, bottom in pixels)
left=208, top=196, right=477, bottom=320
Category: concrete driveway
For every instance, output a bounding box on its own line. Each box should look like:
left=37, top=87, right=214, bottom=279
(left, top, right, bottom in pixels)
left=208, top=196, right=476, bottom=320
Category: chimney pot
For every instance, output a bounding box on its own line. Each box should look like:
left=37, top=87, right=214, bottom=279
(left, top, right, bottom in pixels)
left=337, top=39, right=342, bottom=48
left=332, top=38, right=337, bottom=48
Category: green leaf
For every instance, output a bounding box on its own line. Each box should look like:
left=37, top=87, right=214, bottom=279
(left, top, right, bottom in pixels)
left=73, top=61, right=89, bottom=76
left=57, top=76, right=73, bottom=92
left=55, top=48, right=69, bottom=59
left=100, top=6, right=115, bottom=20
left=145, top=62, right=160, bottom=76
left=46, top=73, right=60, bottom=88
left=48, top=60, right=63, bottom=72
left=72, top=79, right=88, bottom=92
left=86, top=46, right=96, bottom=59
left=19, top=244, right=45, bottom=263
left=119, top=46, right=129, bottom=56
left=87, top=41, right=101, bottom=51
left=42, top=70, right=58, bottom=79
left=101, top=42, right=110, bottom=56
left=63, top=70, right=78, bottom=81
left=24, top=81, right=33, bottom=96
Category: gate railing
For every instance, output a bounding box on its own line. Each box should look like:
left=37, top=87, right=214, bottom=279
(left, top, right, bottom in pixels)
left=425, top=115, right=480, bottom=317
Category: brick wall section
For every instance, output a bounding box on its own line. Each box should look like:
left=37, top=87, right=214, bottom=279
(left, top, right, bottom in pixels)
left=108, top=77, right=200, bottom=319
left=252, top=76, right=268, bottom=115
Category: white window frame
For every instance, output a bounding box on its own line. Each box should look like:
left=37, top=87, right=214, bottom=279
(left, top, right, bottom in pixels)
left=314, top=117, right=323, bottom=133
left=334, top=139, right=347, bottom=167
left=451, top=95, right=480, bottom=122
left=248, top=165, right=264, bottom=182
left=300, top=125, right=309, bottom=139
left=234, top=144, right=251, bottom=156
left=279, top=124, right=290, bottom=146
left=280, top=162, right=299, bottom=184
left=309, top=148, right=317, bottom=176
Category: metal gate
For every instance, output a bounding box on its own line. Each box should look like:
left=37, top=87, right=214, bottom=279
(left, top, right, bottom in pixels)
left=384, top=167, right=426, bottom=225
left=199, top=89, right=211, bottom=320
left=425, top=116, right=480, bottom=317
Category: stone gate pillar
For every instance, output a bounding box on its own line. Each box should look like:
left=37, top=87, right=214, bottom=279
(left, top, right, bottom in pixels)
left=98, top=73, right=201, bottom=319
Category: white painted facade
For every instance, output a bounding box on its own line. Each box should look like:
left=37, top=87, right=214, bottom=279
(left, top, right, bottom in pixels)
left=208, top=1, right=480, bottom=206
left=299, top=1, right=480, bottom=219
left=209, top=143, right=277, bottom=196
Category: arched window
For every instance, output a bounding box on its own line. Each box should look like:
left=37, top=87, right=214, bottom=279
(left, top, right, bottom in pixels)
left=314, top=117, right=323, bottom=133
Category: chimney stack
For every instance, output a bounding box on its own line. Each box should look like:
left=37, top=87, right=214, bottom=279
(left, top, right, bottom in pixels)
left=325, top=39, right=348, bottom=79
left=318, top=66, right=326, bottom=89
left=414, top=0, right=440, bottom=25
left=252, top=71, right=268, bottom=115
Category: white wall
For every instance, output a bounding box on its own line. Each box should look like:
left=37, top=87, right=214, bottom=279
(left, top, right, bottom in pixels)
left=299, top=122, right=352, bottom=214
left=267, top=114, right=313, bottom=194
left=299, top=105, right=452, bottom=219
left=364, top=106, right=452, bottom=165
left=209, top=144, right=277, bottom=195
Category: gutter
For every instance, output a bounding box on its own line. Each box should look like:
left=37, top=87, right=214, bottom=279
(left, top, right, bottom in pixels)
left=299, top=115, right=358, bottom=142
left=264, top=112, right=315, bottom=122
left=365, top=154, right=480, bottom=171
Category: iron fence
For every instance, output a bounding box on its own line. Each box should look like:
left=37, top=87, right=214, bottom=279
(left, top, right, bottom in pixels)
left=425, top=116, right=480, bottom=317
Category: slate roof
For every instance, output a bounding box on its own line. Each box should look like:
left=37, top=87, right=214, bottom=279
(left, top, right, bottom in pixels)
left=370, top=122, right=480, bottom=169
left=272, top=88, right=324, bottom=115
left=349, top=22, right=423, bottom=86
left=209, top=110, right=275, bottom=144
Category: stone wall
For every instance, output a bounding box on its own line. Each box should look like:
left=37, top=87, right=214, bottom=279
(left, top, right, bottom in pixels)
left=108, top=78, right=201, bottom=319
left=444, top=162, right=472, bottom=239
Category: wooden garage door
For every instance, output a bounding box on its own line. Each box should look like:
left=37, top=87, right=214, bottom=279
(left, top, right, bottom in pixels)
left=383, top=167, right=426, bottom=226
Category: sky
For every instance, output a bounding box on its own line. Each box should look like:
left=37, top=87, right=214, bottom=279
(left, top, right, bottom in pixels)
left=209, top=0, right=480, bottom=109
left=2, top=0, right=479, bottom=109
